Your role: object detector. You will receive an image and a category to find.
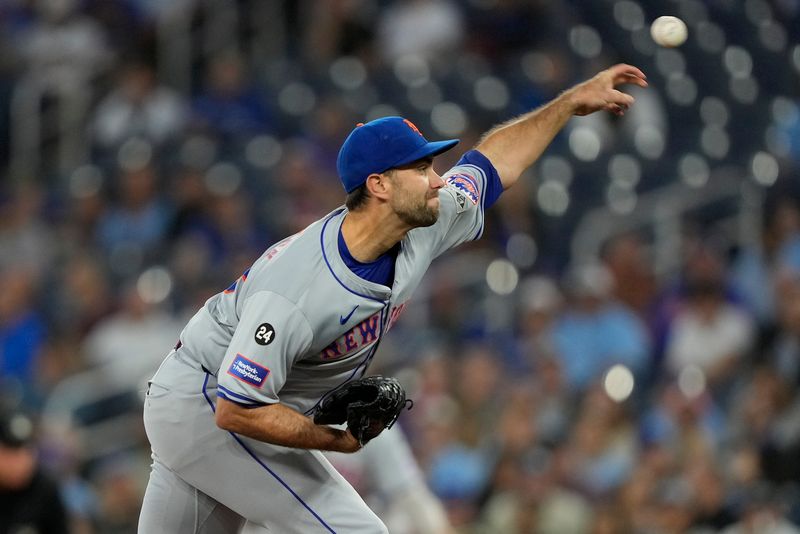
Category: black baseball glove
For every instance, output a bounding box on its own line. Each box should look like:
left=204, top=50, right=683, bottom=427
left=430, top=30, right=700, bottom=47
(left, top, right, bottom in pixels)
left=313, top=376, right=412, bottom=446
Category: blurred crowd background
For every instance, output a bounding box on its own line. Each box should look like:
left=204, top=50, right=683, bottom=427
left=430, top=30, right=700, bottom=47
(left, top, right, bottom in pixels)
left=1, top=0, right=800, bottom=532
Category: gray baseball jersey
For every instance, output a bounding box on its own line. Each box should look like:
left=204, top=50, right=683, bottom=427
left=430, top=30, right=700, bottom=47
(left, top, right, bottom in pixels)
left=138, top=153, right=497, bottom=533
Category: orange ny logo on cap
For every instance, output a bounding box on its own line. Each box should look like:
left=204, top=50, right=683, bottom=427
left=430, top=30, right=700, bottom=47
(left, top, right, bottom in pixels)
left=403, top=119, right=423, bottom=137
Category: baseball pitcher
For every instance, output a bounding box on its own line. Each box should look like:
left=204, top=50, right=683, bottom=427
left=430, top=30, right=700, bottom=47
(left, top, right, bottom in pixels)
left=138, top=64, right=647, bottom=533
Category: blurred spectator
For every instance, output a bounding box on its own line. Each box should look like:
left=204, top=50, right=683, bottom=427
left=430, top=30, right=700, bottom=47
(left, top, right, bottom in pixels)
left=376, top=0, right=464, bottom=62
left=82, top=285, right=180, bottom=388
left=772, top=98, right=800, bottom=166
left=470, top=455, right=522, bottom=533
left=50, top=254, right=116, bottom=340
left=686, top=461, right=737, bottom=530
left=9, top=0, right=107, bottom=179
left=552, top=263, right=651, bottom=391
left=96, top=164, right=171, bottom=265
left=191, top=53, right=273, bottom=142
left=464, top=0, right=562, bottom=59
left=721, top=483, right=800, bottom=534
left=726, top=445, right=765, bottom=509
left=0, top=267, right=46, bottom=403
left=91, top=60, right=188, bottom=150
left=600, top=233, right=657, bottom=320
left=495, top=384, right=538, bottom=457
left=665, top=262, right=754, bottom=392
left=731, top=366, right=800, bottom=486
left=0, top=184, right=55, bottom=276
left=34, top=340, right=85, bottom=401
left=0, top=409, right=69, bottom=534
left=425, top=348, right=501, bottom=526
left=266, top=141, right=342, bottom=235
left=204, top=189, right=267, bottom=276
left=404, top=350, right=453, bottom=445
left=418, top=257, right=486, bottom=345
left=92, top=457, right=148, bottom=534
left=61, top=167, right=109, bottom=249
left=82, top=0, right=149, bottom=54
left=732, top=197, right=800, bottom=326
left=17, top=0, right=112, bottom=90
left=501, top=481, right=593, bottom=534
left=531, top=356, right=572, bottom=446
left=428, top=440, right=490, bottom=527
left=39, top=418, right=98, bottom=534
left=562, top=385, right=637, bottom=497
left=166, top=167, right=219, bottom=298
left=535, top=451, right=594, bottom=534
left=453, top=345, right=503, bottom=448
left=168, top=166, right=212, bottom=238
left=509, top=47, right=575, bottom=115
left=650, top=476, right=695, bottom=533
left=299, top=96, right=359, bottom=171
left=618, top=445, right=671, bottom=531
left=125, top=0, right=197, bottom=25
left=516, top=275, right=563, bottom=364
left=589, top=504, right=630, bottom=534
left=300, top=0, right=378, bottom=68
left=640, top=385, right=726, bottom=465
left=0, top=1, right=34, bottom=37
left=0, top=55, right=11, bottom=168
left=769, top=271, right=800, bottom=384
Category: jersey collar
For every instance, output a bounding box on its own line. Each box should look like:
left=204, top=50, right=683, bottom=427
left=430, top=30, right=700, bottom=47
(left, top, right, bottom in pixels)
left=320, top=209, right=393, bottom=302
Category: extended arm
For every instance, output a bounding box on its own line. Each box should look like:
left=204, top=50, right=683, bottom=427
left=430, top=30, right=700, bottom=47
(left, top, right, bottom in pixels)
left=475, top=64, right=648, bottom=190
left=216, top=398, right=361, bottom=453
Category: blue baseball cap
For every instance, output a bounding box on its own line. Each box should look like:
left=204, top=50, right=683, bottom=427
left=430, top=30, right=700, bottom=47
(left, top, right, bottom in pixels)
left=337, top=116, right=459, bottom=193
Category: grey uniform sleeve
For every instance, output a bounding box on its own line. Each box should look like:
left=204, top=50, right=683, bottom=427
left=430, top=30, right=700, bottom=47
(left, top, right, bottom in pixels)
left=422, top=163, right=490, bottom=259
left=216, top=290, right=313, bottom=406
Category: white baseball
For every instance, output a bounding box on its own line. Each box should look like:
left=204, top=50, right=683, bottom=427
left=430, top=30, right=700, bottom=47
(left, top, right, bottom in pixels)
left=650, top=16, right=688, bottom=47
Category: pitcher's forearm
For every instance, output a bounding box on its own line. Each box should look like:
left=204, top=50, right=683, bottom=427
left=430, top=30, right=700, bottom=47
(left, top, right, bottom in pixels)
left=215, top=398, right=361, bottom=453
left=476, top=93, right=575, bottom=190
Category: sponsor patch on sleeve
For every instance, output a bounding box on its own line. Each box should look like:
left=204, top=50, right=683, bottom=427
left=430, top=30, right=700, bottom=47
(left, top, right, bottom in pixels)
left=227, top=354, right=270, bottom=388
left=446, top=173, right=480, bottom=207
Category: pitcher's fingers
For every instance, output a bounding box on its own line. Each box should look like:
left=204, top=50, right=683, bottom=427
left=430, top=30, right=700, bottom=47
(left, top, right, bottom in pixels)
left=614, top=72, right=648, bottom=88
left=609, top=63, right=647, bottom=80
left=608, top=103, right=625, bottom=116
left=610, top=89, right=635, bottom=107
left=626, top=75, right=648, bottom=88
left=610, top=65, right=648, bottom=86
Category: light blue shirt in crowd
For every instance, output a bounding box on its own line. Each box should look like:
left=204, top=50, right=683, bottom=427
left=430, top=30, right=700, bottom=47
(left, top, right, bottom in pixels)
left=552, top=303, right=650, bottom=391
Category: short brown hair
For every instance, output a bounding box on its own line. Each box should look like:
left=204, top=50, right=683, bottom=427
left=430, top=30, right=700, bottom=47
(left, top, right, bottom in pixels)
left=345, top=183, right=370, bottom=211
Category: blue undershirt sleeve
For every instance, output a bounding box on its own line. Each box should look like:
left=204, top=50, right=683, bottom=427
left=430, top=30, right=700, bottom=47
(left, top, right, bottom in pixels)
left=455, top=149, right=503, bottom=209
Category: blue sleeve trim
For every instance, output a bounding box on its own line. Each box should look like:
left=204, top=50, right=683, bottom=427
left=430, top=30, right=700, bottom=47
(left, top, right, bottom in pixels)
left=456, top=149, right=503, bottom=209
left=217, top=385, right=267, bottom=407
